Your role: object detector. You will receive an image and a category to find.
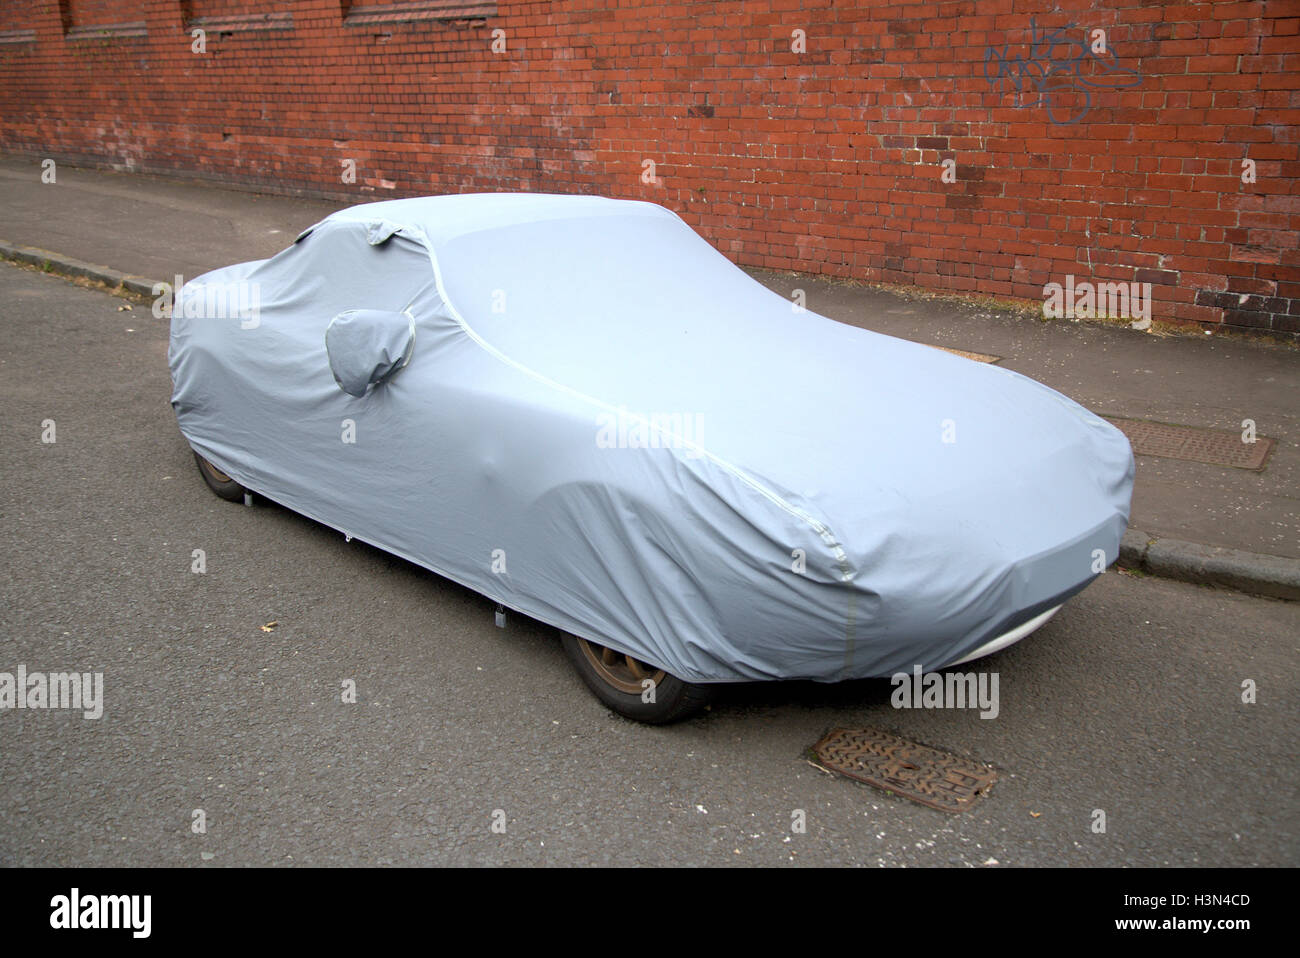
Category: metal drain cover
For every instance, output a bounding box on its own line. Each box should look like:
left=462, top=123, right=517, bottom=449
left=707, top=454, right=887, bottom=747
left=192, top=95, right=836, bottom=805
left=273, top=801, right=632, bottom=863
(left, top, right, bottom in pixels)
left=810, top=727, right=997, bottom=813
left=1102, top=417, right=1275, bottom=471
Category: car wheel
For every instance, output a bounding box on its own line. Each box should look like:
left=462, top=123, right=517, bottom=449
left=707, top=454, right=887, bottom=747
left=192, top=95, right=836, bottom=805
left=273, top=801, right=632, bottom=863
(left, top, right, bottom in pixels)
left=561, top=632, right=713, bottom=724
left=193, top=451, right=247, bottom=502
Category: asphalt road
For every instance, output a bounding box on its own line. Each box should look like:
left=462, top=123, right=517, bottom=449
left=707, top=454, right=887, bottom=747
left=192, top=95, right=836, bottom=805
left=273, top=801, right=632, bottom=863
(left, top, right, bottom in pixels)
left=1, top=264, right=1296, bottom=867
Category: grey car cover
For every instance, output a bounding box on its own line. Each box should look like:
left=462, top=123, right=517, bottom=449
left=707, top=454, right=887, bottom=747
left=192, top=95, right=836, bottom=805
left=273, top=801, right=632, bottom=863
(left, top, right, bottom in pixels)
left=325, top=308, right=416, bottom=398
left=169, top=193, right=1135, bottom=683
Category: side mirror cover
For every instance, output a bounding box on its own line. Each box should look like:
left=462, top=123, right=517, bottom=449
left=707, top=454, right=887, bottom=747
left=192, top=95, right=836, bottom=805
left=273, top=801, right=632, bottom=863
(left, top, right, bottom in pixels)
left=325, top=308, right=416, bottom=398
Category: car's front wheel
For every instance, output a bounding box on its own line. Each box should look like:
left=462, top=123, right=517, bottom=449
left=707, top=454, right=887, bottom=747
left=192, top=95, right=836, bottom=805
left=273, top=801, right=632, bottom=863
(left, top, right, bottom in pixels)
left=561, top=632, right=713, bottom=724
left=193, top=451, right=247, bottom=502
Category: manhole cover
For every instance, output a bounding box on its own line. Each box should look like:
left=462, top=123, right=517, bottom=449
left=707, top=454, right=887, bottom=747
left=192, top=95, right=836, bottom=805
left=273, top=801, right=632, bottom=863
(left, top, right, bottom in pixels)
left=1102, top=417, right=1275, bottom=471
left=929, top=344, right=1001, bottom=363
left=810, top=727, right=997, bottom=813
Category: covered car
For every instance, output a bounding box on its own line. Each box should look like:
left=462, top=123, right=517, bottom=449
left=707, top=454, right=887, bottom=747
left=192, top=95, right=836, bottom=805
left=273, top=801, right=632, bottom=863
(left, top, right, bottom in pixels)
left=169, top=193, right=1134, bottom=722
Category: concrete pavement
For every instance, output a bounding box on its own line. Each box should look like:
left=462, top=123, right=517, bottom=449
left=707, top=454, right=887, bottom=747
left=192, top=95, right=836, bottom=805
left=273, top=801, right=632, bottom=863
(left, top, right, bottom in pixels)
left=1, top=154, right=1296, bottom=597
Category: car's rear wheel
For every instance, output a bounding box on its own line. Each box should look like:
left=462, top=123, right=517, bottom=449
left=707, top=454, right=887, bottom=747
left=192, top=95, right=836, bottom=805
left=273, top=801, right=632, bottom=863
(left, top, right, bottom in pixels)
left=561, top=632, right=713, bottom=724
left=193, top=451, right=246, bottom=502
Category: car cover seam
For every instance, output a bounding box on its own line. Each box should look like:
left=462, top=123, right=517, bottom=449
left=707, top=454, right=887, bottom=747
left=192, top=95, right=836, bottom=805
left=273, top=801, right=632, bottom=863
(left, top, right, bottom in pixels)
left=316, top=214, right=857, bottom=586
left=311, top=210, right=858, bottom=614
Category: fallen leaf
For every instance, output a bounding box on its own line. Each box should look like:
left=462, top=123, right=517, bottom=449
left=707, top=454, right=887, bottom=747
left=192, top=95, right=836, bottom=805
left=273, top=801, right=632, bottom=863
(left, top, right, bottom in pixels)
left=260, top=621, right=278, bottom=632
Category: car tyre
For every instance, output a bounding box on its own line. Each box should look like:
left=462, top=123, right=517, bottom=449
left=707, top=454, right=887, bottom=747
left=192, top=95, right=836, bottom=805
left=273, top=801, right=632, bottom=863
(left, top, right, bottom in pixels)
left=193, top=451, right=247, bottom=502
left=561, top=632, right=713, bottom=724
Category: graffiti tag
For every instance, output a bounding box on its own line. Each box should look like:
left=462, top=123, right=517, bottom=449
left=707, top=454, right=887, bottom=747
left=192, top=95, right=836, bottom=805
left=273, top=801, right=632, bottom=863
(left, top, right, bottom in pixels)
left=983, top=19, right=1141, bottom=125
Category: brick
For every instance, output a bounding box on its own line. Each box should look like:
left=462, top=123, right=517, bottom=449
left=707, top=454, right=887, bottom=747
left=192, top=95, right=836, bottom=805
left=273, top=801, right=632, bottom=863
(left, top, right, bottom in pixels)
left=1136, top=268, right=1181, bottom=286
left=0, top=1, right=1292, bottom=338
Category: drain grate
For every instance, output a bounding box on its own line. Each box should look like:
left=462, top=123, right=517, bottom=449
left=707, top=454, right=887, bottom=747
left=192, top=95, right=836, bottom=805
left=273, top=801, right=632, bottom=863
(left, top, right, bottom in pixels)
left=1102, top=417, right=1275, bottom=471
left=810, top=727, right=997, bottom=813
left=929, top=344, right=1001, bottom=364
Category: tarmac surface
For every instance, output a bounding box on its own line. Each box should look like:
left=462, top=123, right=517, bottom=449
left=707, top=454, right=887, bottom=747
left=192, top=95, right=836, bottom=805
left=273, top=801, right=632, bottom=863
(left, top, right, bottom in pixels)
left=1, top=263, right=1297, bottom=867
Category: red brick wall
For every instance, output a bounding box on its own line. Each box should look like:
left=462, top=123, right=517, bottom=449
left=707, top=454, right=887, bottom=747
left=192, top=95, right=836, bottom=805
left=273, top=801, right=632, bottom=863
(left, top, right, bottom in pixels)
left=1, top=0, right=1297, bottom=336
